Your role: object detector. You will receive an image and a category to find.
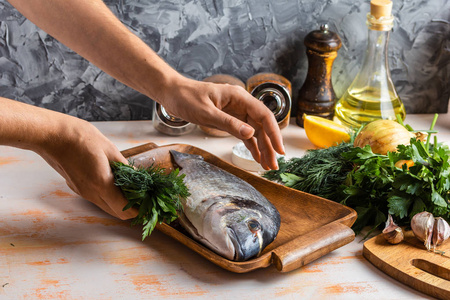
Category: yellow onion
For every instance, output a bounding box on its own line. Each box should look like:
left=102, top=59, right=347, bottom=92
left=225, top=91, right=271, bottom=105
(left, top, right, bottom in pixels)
left=354, top=120, right=426, bottom=155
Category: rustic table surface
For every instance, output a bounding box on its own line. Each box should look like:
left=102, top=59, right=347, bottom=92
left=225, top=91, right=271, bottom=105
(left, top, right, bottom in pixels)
left=2, top=114, right=449, bottom=299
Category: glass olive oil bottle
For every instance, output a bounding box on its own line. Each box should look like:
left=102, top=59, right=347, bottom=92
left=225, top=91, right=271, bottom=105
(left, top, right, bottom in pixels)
left=334, top=0, right=405, bottom=128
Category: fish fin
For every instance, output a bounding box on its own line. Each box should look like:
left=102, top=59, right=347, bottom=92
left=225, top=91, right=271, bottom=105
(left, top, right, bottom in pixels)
left=169, top=150, right=204, bottom=165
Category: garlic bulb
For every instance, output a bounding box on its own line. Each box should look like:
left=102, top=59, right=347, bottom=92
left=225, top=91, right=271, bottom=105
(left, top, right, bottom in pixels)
left=411, top=212, right=435, bottom=251
left=432, top=217, right=450, bottom=247
left=411, top=212, right=450, bottom=251
left=383, top=214, right=404, bottom=244
left=354, top=120, right=426, bottom=155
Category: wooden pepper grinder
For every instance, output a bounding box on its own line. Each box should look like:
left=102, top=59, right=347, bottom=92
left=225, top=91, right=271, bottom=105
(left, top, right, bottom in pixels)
left=296, top=24, right=341, bottom=127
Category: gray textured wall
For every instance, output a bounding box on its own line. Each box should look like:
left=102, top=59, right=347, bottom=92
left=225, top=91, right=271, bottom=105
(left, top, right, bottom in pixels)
left=0, top=0, right=449, bottom=121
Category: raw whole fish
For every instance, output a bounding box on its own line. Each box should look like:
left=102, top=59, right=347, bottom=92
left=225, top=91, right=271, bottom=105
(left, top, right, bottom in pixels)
left=170, top=150, right=281, bottom=261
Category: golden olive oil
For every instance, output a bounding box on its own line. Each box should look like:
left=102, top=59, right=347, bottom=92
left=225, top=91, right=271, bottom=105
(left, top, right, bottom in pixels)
left=334, top=0, right=407, bottom=129
left=334, top=87, right=406, bottom=128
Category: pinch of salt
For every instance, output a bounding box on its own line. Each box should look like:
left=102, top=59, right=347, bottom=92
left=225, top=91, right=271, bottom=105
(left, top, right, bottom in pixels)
left=232, top=142, right=255, bottom=160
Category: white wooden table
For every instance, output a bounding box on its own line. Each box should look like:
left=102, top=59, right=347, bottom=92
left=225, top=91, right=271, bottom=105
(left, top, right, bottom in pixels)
left=2, top=114, right=449, bottom=299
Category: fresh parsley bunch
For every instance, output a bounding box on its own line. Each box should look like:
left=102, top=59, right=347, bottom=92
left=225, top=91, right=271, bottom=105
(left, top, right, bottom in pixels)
left=265, top=117, right=450, bottom=233
left=111, top=162, right=189, bottom=240
left=341, top=140, right=450, bottom=233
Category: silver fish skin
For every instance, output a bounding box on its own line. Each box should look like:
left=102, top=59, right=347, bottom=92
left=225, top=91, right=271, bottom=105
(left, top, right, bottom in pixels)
left=170, top=150, right=281, bottom=261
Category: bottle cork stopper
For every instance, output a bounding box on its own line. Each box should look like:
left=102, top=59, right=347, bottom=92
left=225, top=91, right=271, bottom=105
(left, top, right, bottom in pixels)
left=370, top=0, right=392, bottom=19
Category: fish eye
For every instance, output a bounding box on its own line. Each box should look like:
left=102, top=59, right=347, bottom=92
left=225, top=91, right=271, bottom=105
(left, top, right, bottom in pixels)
left=247, top=219, right=261, bottom=233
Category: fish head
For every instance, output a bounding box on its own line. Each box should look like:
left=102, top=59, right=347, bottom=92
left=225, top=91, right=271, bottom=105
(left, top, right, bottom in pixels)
left=206, top=197, right=280, bottom=261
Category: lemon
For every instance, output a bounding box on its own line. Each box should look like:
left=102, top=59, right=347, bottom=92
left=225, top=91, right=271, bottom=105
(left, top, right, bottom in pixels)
left=303, top=115, right=351, bottom=148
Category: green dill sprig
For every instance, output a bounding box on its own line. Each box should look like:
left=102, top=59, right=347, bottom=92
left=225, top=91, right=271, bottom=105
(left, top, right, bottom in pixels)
left=264, top=142, right=354, bottom=200
left=111, top=162, right=189, bottom=240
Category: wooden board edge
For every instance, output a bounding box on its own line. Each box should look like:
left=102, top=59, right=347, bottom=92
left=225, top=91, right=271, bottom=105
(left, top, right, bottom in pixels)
left=363, top=238, right=450, bottom=299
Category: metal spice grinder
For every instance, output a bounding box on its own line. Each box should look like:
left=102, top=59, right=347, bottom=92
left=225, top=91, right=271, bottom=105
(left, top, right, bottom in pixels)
left=152, top=102, right=196, bottom=136
left=247, top=73, right=292, bottom=130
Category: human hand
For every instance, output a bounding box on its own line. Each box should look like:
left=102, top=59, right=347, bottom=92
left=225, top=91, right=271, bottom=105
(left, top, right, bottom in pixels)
left=36, top=117, right=138, bottom=220
left=157, top=75, right=285, bottom=170
left=6, top=0, right=283, bottom=169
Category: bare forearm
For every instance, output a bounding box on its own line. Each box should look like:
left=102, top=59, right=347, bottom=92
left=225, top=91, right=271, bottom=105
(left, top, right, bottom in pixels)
left=0, top=97, right=137, bottom=219
left=6, top=0, right=285, bottom=170
left=7, top=0, right=180, bottom=102
left=0, top=97, right=70, bottom=152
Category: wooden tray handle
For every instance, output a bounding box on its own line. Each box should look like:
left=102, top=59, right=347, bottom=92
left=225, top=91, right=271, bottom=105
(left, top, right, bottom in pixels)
left=272, top=222, right=355, bottom=272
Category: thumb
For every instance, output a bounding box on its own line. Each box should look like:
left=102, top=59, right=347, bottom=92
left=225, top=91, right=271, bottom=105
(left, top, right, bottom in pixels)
left=211, top=110, right=255, bottom=139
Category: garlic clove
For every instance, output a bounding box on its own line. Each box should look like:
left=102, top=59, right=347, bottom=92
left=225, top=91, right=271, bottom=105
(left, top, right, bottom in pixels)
left=384, top=227, right=404, bottom=245
left=383, top=214, right=404, bottom=244
left=432, top=217, right=450, bottom=247
left=411, top=211, right=435, bottom=251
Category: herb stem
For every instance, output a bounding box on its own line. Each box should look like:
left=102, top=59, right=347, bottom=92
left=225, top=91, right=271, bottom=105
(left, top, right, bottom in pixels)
left=397, top=114, right=405, bottom=127
left=426, top=114, right=439, bottom=151
left=397, top=114, right=414, bottom=132
left=411, top=130, right=438, bottom=134
left=430, top=113, right=439, bottom=131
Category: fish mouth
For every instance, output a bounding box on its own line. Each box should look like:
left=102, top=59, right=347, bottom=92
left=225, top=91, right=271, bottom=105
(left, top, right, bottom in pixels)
left=227, top=225, right=263, bottom=261
left=227, top=226, right=244, bottom=261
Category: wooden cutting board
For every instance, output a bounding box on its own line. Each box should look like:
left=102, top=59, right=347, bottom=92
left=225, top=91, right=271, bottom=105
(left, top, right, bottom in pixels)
left=363, top=230, right=450, bottom=299
left=121, top=142, right=357, bottom=273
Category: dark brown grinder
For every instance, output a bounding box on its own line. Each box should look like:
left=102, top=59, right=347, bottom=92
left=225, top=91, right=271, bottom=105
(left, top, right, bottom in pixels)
left=296, top=24, right=342, bottom=127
